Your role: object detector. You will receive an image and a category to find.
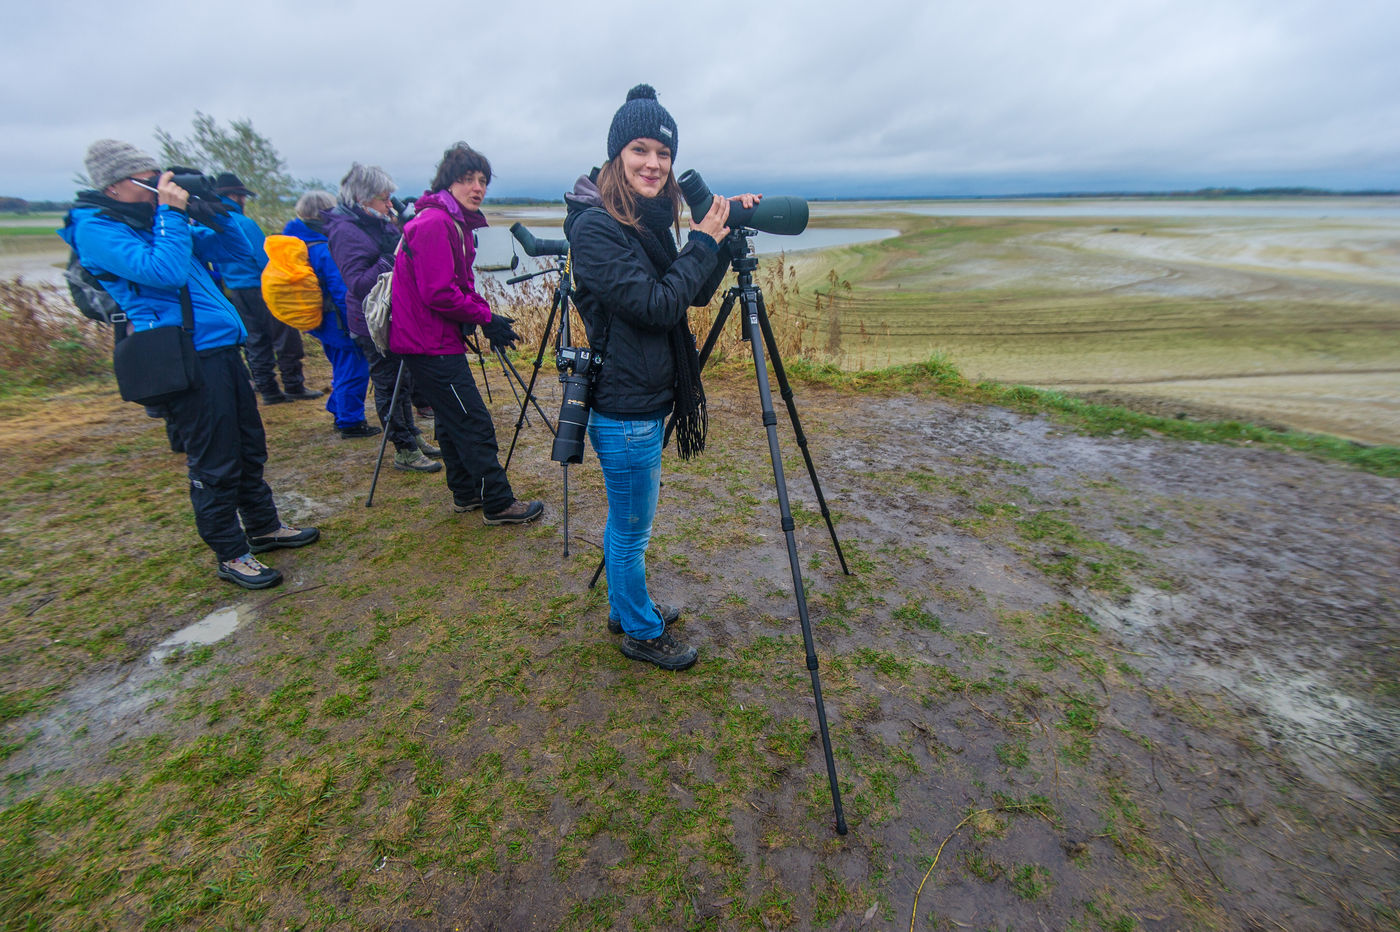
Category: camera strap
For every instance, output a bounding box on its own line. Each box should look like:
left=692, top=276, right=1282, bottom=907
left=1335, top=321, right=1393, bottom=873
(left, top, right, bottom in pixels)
left=112, top=285, right=193, bottom=344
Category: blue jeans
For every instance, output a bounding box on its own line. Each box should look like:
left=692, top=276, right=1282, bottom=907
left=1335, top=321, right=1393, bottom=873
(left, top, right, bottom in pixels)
left=308, top=318, right=370, bottom=429
left=588, top=412, right=666, bottom=640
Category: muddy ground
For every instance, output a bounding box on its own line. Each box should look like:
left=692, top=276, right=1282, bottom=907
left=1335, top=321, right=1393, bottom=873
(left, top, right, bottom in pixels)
left=1, top=368, right=1398, bottom=930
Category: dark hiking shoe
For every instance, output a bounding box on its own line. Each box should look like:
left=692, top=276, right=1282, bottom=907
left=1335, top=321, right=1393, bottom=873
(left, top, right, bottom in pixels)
left=284, top=387, right=324, bottom=401
left=339, top=422, right=382, bottom=439
left=217, top=553, right=282, bottom=590
left=415, top=434, right=442, bottom=458
left=249, top=525, right=320, bottom=553
left=483, top=499, right=544, bottom=525
left=394, top=448, right=442, bottom=472
left=609, top=602, right=680, bottom=635
left=261, top=392, right=291, bottom=405
left=452, top=495, right=484, bottom=513
left=620, top=631, right=698, bottom=671
left=416, top=406, right=435, bottom=421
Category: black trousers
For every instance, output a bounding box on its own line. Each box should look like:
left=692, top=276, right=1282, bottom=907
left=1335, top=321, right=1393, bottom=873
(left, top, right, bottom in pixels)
left=164, top=347, right=281, bottom=562
left=352, top=332, right=419, bottom=450
left=404, top=352, right=514, bottom=512
left=227, top=286, right=306, bottom=396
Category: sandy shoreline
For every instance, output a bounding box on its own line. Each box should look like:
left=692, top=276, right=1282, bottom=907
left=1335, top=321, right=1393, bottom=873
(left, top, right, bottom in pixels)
left=6, top=202, right=1398, bottom=445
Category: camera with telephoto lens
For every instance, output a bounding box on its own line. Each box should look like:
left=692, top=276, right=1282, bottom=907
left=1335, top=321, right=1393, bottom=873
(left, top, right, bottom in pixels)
left=677, top=170, right=809, bottom=236
left=551, top=346, right=601, bottom=465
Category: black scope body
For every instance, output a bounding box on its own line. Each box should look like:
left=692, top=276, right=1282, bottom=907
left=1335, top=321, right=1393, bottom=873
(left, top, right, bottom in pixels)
left=510, top=222, right=569, bottom=258
left=130, top=168, right=230, bottom=229
left=130, top=167, right=220, bottom=203
left=677, top=170, right=808, bottom=236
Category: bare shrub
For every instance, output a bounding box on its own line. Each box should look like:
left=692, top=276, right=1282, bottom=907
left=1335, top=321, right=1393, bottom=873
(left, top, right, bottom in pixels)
left=479, top=260, right=588, bottom=352
left=477, top=250, right=874, bottom=371
left=0, top=277, right=110, bottom=390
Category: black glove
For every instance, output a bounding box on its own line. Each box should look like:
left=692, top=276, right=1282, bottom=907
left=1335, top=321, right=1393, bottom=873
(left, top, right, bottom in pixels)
left=185, top=197, right=232, bottom=231
left=481, top=313, right=521, bottom=352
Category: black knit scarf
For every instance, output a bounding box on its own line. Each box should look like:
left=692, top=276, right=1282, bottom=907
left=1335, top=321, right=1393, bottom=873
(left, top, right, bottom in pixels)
left=75, top=190, right=155, bottom=231
left=632, top=197, right=707, bottom=459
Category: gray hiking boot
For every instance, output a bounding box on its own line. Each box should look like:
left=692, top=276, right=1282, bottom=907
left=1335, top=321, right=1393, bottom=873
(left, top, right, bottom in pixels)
left=483, top=499, right=544, bottom=525
left=620, top=630, right=698, bottom=671
left=394, top=448, right=442, bottom=472
left=217, top=553, right=282, bottom=590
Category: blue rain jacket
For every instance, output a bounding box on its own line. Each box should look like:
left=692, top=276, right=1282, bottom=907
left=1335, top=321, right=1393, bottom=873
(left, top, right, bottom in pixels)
left=60, top=202, right=253, bottom=352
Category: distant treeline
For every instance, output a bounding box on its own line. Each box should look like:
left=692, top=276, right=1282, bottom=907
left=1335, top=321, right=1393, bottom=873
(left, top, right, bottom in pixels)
left=810, top=186, right=1400, bottom=202
left=0, top=197, right=72, bottom=213
left=1037, top=187, right=1399, bottom=199
left=7, top=189, right=1398, bottom=213
left=0, top=195, right=565, bottom=213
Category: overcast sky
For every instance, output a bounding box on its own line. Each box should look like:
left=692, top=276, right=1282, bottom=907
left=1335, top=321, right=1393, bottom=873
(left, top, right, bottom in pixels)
left=4, top=0, right=1397, bottom=200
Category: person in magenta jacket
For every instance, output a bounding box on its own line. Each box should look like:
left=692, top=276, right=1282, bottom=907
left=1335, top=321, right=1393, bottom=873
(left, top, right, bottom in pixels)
left=389, top=142, right=543, bottom=525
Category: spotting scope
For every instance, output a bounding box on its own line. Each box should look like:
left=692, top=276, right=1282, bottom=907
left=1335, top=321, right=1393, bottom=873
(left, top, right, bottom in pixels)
left=677, top=170, right=808, bottom=236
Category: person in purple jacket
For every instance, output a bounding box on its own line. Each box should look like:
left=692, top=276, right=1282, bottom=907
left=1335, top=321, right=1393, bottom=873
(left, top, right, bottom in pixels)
left=323, top=164, right=438, bottom=471
left=389, top=143, right=543, bottom=525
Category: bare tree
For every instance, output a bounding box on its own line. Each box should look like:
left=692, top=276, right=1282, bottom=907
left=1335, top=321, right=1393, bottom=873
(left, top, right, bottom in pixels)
left=155, top=112, right=302, bottom=233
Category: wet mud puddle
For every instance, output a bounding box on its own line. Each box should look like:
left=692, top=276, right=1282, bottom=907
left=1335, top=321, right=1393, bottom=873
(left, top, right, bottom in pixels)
left=2, top=605, right=251, bottom=789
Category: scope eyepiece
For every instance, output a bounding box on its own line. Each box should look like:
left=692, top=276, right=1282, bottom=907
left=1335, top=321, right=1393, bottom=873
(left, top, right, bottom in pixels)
left=510, top=222, right=569, bottom=257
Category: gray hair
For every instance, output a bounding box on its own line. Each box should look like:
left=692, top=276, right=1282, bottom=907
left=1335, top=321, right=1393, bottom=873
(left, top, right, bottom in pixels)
left=338, top=162, right=396, bottom=207
left=295, top=190, right=336, bottom=221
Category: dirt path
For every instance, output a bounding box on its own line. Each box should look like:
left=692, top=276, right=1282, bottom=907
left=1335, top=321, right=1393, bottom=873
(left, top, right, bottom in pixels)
left=1, top=372, right=1396, bottom=929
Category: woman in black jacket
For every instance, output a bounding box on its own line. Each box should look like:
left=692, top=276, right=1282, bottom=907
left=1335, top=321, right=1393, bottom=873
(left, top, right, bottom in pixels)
left=563, top=85, right=759, bottom=670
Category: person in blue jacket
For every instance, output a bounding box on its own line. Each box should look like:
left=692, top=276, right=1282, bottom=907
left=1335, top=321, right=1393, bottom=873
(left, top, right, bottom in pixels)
left=281, top=191, right=378, bottom=439
left=210, top=172, right=321, bottom=405
left=61, top=139, right=320, bottom=590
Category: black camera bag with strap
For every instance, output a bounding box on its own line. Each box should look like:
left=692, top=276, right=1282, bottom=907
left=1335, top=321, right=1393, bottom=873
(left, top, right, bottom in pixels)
left=111, top=286, right=203, bottom=406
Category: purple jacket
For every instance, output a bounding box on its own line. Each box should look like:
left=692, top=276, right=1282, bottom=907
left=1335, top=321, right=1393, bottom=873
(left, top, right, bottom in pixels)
left=388, top=190, right=492, bottom=356
left=324, top=203, right=401, bottom=337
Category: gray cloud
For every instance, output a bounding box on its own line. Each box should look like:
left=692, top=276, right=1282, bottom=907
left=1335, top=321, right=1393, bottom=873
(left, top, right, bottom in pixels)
left=4, top=0, right=1397, bottom=200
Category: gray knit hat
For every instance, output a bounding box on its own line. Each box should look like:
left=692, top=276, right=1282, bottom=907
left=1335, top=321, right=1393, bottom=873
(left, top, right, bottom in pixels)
left=85, top=139, right=160, bottom=192
left=607, top=84, right=678, bottom=162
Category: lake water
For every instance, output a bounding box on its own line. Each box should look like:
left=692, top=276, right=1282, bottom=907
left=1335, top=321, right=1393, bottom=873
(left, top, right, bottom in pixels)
left=10, top=195, right=1396, bottom=290
left=475, top=222, right=898, bottom=270
left=809, top=196, right=1400, bottom=220
left=491, top=196, right=1400, bottom=222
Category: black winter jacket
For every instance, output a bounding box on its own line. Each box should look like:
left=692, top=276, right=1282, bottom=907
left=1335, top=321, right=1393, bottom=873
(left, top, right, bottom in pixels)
left=563, top=177, right=728, bottom=419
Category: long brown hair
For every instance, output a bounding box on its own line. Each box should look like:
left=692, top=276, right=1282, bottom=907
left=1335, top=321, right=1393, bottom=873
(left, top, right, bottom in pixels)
left=596, top=158, right=683, bottom=235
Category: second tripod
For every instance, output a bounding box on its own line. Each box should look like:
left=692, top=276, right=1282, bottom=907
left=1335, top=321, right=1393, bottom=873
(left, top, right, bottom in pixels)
left=501, top=223, right=594, bottom=556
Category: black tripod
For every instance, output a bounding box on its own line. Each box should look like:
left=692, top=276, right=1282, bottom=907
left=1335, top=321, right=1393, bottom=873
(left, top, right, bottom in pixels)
left=591, top=228, right=851, bottom=834
left=364, top=334, right=534, bottom=508
left=502, top=224, right=593, bottom=556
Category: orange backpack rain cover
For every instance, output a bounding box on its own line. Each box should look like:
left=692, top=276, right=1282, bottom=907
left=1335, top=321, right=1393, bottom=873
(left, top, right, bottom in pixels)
left=261, top=235, right=324, bottom=330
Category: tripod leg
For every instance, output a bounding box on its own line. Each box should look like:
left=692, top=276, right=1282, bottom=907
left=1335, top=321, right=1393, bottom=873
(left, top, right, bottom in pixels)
left=742, top=286, right=847, bottom=835
left=755, top=293, right=852, bottom=576
left=486, top=341, right=527, bottom=414
left=496, top=347, right=557, bottom=435
left=696, top=288, right=738, bottom=370
left=562, top=463, right=570, bottom=558
left=366, top=358, right=406, bottom=508
left=463, top=334, right=494, bottom=405
left=505, top=296, right=560, bottom=469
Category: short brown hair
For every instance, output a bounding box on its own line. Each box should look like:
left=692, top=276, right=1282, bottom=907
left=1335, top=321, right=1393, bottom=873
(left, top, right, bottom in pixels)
left=430, top=142, right=492, bottom=193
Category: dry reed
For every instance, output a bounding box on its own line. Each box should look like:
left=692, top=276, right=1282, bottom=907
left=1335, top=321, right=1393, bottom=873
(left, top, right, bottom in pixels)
left=478, top=251, right=878, bottom=370
left=0, top=276, right=110, bottom=389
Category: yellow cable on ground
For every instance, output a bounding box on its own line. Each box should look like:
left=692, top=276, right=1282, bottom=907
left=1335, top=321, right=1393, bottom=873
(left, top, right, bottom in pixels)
left=909, top=808, right=992, bottom=931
